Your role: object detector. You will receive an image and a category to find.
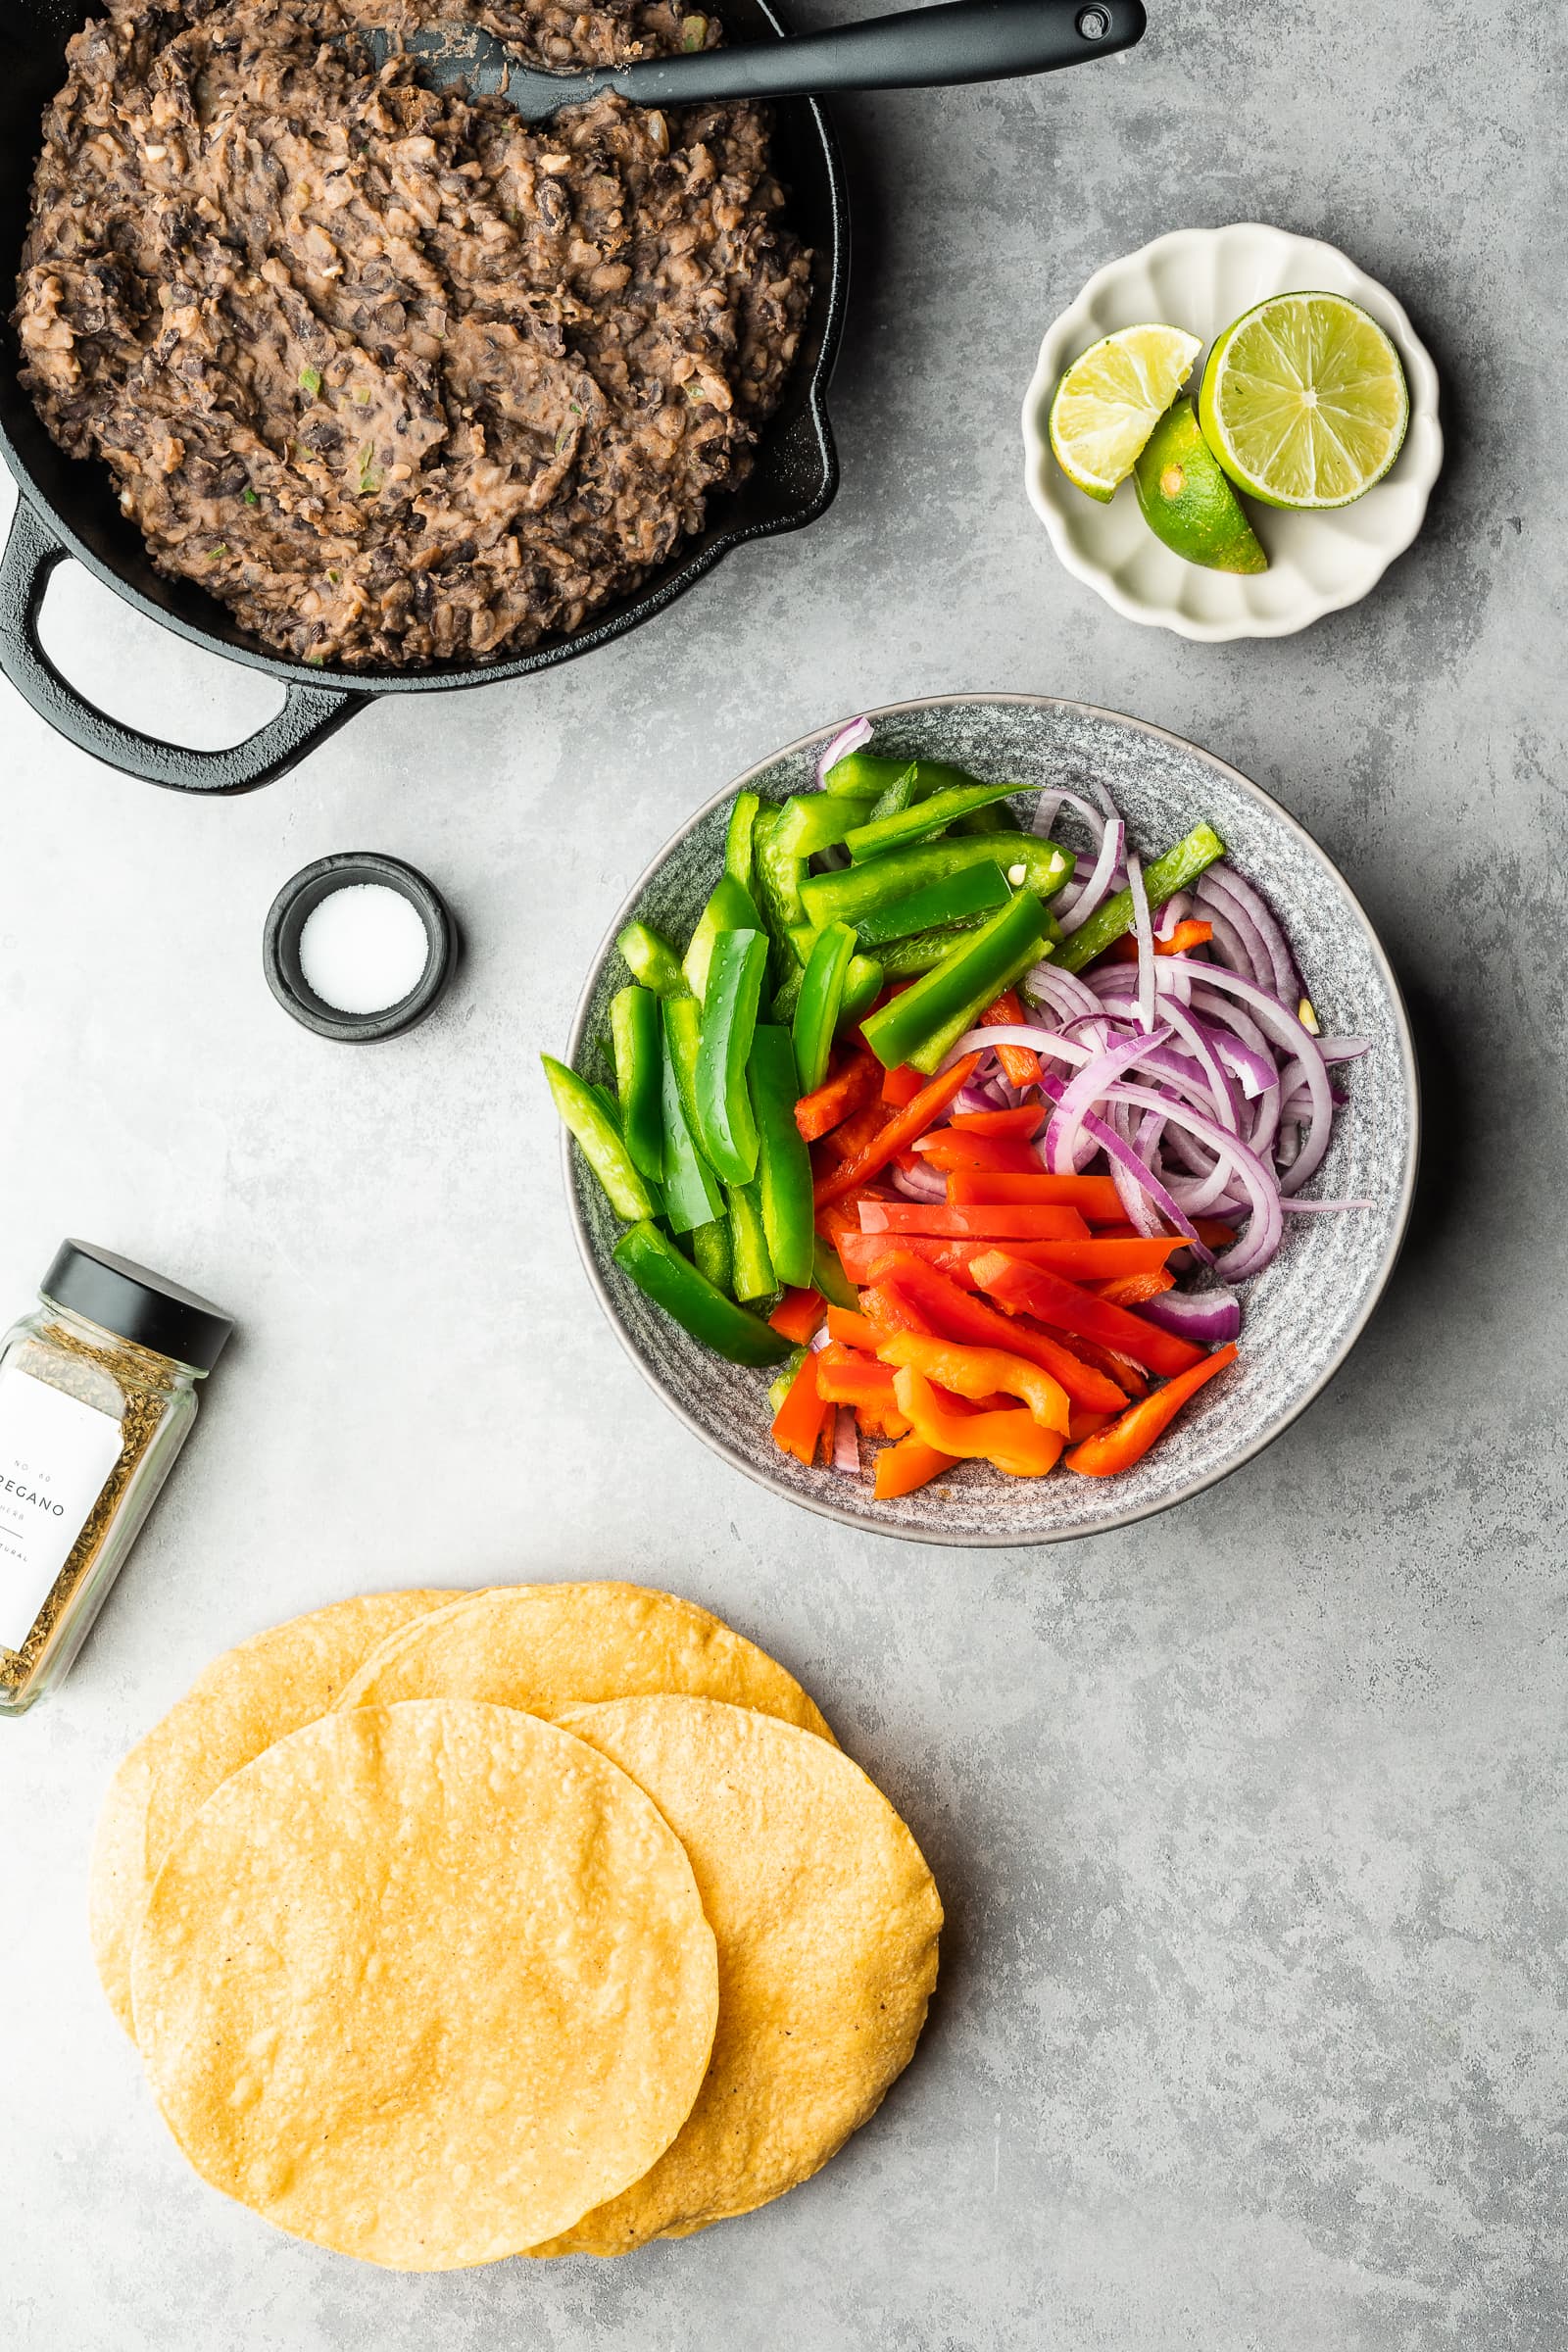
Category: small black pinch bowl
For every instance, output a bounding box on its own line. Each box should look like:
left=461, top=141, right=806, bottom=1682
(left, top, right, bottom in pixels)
left=562, top=694, right=1421, bottom=1547
left=264, top=852, right=455, bottom=1043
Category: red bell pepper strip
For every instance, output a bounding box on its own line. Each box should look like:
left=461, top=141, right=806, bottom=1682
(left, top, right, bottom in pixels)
left=770, top=1351, right=831, bottom=1466
left=969, top=1250, right=1205, bottom=1377
left=836, top=1230, right=1184, bottom=1287
left=1093, top=1269, right=1177, bottom=1308
left=821, top=1095, right=896, bottom=1165
left=1093, top=1215, right=1237, bottom=1250
left=769, top=1287, right=826, bottom=1343
left=945, top=1170, right=1127, bottom=1217
left=1065, top=1335, right=1150, bottom=1397
left=795, top=1051, right=880, bottom=1145
left=1103, top=917, right=1214, bottom=962
left=813, top=1054, right=983, bottom=1209
left=860, top=1253, right=1126, bottom=1413
left=881, top=1062, right=928, bottom=1107
left=858, top=1279, right=935, bottom=1335
left=873, top=1431, right=956, bottom=1498
left=908, top=1132, right=1042, bottom=1176
left=1067, top=1406, right=1116, bottom=1445
left=891, top=1368, right=1065, bottom=1478
left=948, top=1105, right=1046, bottom=1138
left=1064, top=1343, right=1240, bottom=1476
left=978, top=988, right=1041, bottom=1087
left=875, top=1331, right=1070, bottom=1435
left=858, top=1201, right=1090, bottom=1242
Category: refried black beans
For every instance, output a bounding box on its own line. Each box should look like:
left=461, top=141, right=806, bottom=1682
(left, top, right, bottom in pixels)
left=14, top=0, right=811, bottom=666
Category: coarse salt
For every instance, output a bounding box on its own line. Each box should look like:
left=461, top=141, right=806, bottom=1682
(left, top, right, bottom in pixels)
left=298, top=884, right=429, bottom=1015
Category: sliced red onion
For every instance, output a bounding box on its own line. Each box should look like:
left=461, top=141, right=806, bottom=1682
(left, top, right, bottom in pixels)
left=1138, top=1288, right=1243, bottom=1344
left=941, top=1022, right=1093, bottom=1072
left=1319, top=1037, right=1372, bottom=1063
left=1154, top=890, right=1192, bottom=941
left=1165, top=958, right=1334, bottom=1195
left=891, top=1155, right=949, bottom=1200
left=808, top=1325, right=832, bottom=1351
left=1197, top=864, right=1299, bottom=1006
left=1102, top=1081, right=1284, bottom=1279
left=1278, top=1198, right=1373, bottom=1211
left=1057, top=817, right=1126, bottom=934
left=1046, top=1025, right=1172, bottom=1174
left=1197, top=901, right=1260, bottom=985
left=832, top=1409, right=860, bottom=1477
left=816, top=714, right=871, bottom=786
left=1030, top=786, right=1108, bottom=842
left=1036, top=1072, right=1215, bottom=1261
left=1126, top=848, right=1156, bottom=1033
left=950, top=1082, right=1002, bottom=1118
left=1195, top=874, right=1275, bottom=992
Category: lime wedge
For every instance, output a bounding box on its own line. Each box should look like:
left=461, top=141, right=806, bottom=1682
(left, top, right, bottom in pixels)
left=1199, top=291, right=1409, bottom=511
left=1049, top=324, right=1202, bottom=503
left=1133, top=400, right=1267, bottom=573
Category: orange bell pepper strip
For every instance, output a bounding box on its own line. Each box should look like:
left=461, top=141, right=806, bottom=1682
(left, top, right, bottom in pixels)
left=1093, top=1268, right=1176, bottom=1308
left=858, top=1200, right=1090, bottom=1242
left=1064, top=1343, right=1240, bottom=1476
left=794, top=1051, right=880, bottom=1145
left=1067, top=1406, right=1116, bottom=1445
left=822, top=1095, right=895, bottom=1165
left=813, top=1054, right=983, bottom=1209
left=814, top=1342, right=902, bottom=1413
left=770, top=1351, right=830, bottom=1467
left=891, top=1368, right=1065, bottom=1478
left=881, top=1062, right=928, bottom=1107
left=836, top=1230, right=1180, bottom=1288
left=1104, top=917, right=1214, bottom=962
left=945, top=1170, right=1126, bottom=1218
left=873, top=1430, right=956, bottom=1498
left=875, top=1331, right=1070, bottom=1436
left=769, top=1287, right=826, bottom=1343
left=969, top=1250, right=1204, bottom=1378
left=907, top=1132, right=1042, bottom=1176
left=861, top=1253, right=1126, bottom=1413
left=978, top=987, right=1041, bottom=1087
left=948, top=1105, right=1046, bottom=1138
left=825, top=1304, right=882, bottom=1348
left=857, top=1397, right=913, bottom=1441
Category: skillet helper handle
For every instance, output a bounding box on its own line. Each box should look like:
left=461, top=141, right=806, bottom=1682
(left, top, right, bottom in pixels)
left=0, top=496, right=363, bottom=794
left=612, top=0, right=1146, bottom=104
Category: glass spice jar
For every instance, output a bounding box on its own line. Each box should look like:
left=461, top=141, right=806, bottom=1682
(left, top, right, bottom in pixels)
left=0, top=1242, right=233, bottom=1717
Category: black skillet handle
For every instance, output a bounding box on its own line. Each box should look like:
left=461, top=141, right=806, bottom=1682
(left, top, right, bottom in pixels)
left=613, top=0, right=1146, bottom=104
left=0, top=496, right=364, bottom=793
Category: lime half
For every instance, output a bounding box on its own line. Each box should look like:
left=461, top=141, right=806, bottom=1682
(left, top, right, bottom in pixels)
left=1133, top=400, right=1268, bottom=573
left=1199, top=291, right=1409, bottom=511
left=1049, top=324, right=1202, bottom=503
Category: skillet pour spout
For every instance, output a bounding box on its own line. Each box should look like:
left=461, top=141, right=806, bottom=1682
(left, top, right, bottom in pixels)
left=0, top=0, right=847, bottom=790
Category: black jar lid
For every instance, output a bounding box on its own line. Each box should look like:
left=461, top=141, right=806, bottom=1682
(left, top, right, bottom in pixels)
left=39, top=1242, right=234, bottom=1371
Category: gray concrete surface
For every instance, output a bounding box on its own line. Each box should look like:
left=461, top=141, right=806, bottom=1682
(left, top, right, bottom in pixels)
left=3, top=0, right=1565, bottom=2343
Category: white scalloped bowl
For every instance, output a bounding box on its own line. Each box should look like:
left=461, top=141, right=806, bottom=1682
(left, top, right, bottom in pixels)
left=1021, top=224, right=1444, bottom=641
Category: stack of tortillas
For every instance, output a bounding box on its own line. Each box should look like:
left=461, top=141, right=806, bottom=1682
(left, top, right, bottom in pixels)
left=92, top=1583, right=942, bottom=2270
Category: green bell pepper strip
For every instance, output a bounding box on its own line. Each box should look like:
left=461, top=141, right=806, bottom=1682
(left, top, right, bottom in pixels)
left=612, top=1221, right=789, bottom=1367
left=770, top=959, right=805, bottom=1025
left=694, top=927, right=768, bottom=1184
left=616, top=918, right=686, bottom=998
left=748, top=1022, right=815, bottom=1289
left=824, top=752, right=980, bottom=800
left=801, top=833, right=1073, bottom=929
left=724, top=1180, right=775, bottom=1300
left=753, top=804, right=810, bottom=930
left=865, top=761, right=919, bottom=823
left=542, top=1054, right=661, bottom=1222
left=690, top=1216, right=734, bottom=1297
left=905, top=931, right=1053, bottom=1076
left=845, top=779, right=1026, bottom=862
left=724, top=791, right=760, bottom=892
left=861, top=892, right=1048, bottom=1073
left=609, top=986, right=663, bottom=1183
left=838, top=953, right=884, bottom=1033
left=791, top=919, right=857, bottom=1095
left=1055, top=823, right=1227, bottom=974
left=855, top=859, right=1011, bottom=947
left=683, top=873, right=762, bottom=1004
left=768, top=1345, right=808, bottom=1412
left=770, top=792, right=873, bottom=860
left=658, top=1013, right=724, bottom=1233
left=811, top=1236, right=859, bottom=1312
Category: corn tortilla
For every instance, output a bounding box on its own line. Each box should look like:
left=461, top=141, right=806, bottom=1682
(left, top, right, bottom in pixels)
left=531, top=1695, right=943, bottom=2256
left=334, top=1582, right=835, bottom=1742
left=131, top=1700, right=719, bottom=2270
left=91, top=1589, right=453, bottom=2037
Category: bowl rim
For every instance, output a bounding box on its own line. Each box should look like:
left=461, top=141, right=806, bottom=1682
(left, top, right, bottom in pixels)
left=564, top=691, right=1422, bottom=1546
left=1020, top=222, right=1445, bottom=644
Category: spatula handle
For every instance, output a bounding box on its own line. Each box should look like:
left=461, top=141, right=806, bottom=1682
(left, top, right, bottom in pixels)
left=612, top=0, right=1145, bottom=106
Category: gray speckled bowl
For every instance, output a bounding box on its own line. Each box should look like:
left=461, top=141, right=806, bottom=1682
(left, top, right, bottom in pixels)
left=563, top=695, right=1419, bottom=1545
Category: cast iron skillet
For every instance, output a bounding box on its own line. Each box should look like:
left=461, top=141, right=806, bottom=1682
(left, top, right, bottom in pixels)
left=0, top=0, right=848, bottom=790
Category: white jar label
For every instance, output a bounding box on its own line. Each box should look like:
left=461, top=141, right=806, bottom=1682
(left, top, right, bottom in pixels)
left=0, top=1365, right=124, bottom=1652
